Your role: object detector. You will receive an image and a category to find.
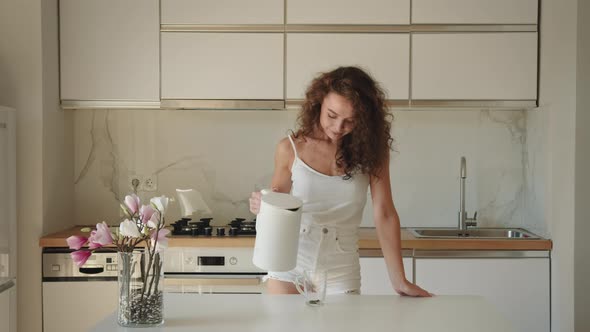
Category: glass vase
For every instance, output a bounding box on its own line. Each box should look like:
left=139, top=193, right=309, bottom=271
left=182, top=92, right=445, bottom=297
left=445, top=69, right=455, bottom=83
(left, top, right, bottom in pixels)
left=117, top=250, right=164, bottom=327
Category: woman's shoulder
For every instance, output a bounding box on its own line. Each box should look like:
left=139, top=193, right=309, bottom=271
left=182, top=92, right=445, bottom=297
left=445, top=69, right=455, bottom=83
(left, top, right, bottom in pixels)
left=275, top=137, right=296, bottom=160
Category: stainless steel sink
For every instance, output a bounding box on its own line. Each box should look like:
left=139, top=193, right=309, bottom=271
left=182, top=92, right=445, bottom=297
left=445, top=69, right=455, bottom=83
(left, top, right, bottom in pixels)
left=407, top=228, right=540, bottom=239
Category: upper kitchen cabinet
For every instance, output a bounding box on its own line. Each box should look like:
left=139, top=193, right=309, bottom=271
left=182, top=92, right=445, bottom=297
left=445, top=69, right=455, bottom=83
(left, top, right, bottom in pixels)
left=161, top=0, right=283, bottom=25
left=59, top=0, right=160, bottom=108
left=161, top=33, right=284, bottom=106
left=287, top=0, right=410, bottom=24
left=286, top=33, right=409, bottom=103
left=411, top=0, right=538, bottom=24
left=411, top=33, right=538, bottom=103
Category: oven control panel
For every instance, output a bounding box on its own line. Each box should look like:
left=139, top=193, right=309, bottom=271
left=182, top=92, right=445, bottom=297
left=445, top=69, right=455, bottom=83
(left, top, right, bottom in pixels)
left=42, top=250, right=126, bottom=279
left=164, top=247, right=265, bottom=274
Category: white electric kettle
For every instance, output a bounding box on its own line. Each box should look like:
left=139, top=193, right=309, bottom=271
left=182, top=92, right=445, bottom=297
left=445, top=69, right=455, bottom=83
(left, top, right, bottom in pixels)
left=252, top=190, right=303, bottom=272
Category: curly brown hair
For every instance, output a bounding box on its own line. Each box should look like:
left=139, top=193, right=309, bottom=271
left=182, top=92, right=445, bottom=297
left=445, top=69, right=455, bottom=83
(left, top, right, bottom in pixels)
left=294, top=66, right=394, bottom=179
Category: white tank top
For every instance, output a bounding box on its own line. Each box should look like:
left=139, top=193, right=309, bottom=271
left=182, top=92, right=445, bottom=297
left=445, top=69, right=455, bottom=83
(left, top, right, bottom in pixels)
left=288, top=135, right=370, bottom=232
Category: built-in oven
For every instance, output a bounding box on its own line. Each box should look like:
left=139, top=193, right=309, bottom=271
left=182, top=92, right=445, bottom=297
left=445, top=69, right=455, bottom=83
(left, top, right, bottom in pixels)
left=163, top=247, right=267, bottom=294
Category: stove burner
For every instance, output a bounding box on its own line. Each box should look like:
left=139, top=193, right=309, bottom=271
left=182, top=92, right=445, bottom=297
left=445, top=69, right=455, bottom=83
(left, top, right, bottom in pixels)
left=227, top=218, right=256, bottom=236
left=170, top=217, right=256, bottom=237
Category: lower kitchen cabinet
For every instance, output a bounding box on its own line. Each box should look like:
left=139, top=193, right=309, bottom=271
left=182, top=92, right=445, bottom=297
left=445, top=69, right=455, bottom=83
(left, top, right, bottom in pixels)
left=0, top=284, right=14, bottom=332
left=43, top=281, right=117, bottom=332
left=360, top=257, right=412, bottom=295
left=415, top=256, right=550, bottom=332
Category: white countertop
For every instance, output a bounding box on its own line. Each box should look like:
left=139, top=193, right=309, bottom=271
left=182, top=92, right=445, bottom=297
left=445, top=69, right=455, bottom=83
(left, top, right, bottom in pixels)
left=91, top=294, right=515, bottom=332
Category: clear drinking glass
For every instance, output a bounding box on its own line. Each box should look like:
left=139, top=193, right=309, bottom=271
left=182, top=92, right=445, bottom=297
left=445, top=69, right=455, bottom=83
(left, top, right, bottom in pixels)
left=295, top=269, right=327, bottom=306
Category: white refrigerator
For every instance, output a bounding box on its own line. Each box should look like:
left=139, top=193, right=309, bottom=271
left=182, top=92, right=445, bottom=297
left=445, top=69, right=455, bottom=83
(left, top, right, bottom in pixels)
left=0, top=106, right=16, bottom=332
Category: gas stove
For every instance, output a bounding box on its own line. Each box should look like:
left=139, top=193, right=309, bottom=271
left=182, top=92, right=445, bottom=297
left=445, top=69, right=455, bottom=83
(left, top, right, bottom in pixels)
left=170, top=217, right=257, bottom=237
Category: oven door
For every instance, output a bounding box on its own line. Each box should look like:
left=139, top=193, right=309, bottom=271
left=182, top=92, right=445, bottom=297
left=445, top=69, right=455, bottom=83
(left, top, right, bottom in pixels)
left=164, top=274, right=266, bottom=294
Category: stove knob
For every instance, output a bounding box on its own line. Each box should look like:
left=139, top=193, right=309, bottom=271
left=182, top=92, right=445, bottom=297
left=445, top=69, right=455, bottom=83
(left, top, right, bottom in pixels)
left=216, top=228, right=225, bottom=236
left=229, top=228, right=238, bottom=236
left=204, top=227, right=212, bottom=236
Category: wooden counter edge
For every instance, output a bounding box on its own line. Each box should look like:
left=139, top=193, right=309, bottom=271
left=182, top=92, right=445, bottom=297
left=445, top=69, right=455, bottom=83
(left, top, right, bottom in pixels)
left=40, top=226, right=552, bottom=251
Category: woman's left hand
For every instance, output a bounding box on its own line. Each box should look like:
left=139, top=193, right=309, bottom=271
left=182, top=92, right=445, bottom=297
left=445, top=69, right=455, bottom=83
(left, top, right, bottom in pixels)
left=394, top=280, right=433, bottom=297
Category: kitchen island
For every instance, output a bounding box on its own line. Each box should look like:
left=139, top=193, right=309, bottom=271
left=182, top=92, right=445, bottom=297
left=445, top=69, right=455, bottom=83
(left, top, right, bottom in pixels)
left=91, top=294, right=515, bottom=332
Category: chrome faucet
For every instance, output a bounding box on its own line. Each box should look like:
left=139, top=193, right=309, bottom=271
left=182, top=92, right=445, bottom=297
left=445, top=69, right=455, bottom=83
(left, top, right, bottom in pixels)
left=459, top=156, right=477, bottom=230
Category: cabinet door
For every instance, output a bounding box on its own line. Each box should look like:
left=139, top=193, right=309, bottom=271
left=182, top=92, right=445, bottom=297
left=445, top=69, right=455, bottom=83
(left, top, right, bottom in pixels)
left=286, top=33, right=409, bottom=100
left=0, top=108, right=15, bottom=281
left=161, top=33, right=284, bottom=100
left=412, top=33, right=538, bottom=100
left=59, top=0, right=159, bottom=101
left=0, top=287, right=7, bottom=332
left=287, top=0, right=410, bottom=24
left=360, top=257, right=412, bottom=295
left=0, top=112, right=9, bottom=259
left=43, top=281, right=117, bottom=332
left=0, top=284, right=15, bottom=332
left=161, top=0, right=283, bottom=24
left=415, top=258, right=549, bottom=332
left=412, top=0, right=538, bottom=24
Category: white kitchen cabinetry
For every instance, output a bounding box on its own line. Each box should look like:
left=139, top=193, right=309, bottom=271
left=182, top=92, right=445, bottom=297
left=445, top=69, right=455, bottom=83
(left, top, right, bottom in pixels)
left=287, top=0, right=409, bottom=24
left=415, top=257, right=549, bottom=332
left=161, top=0, right=283, bottom=24
left=360, top=257, right=412, bottom=295
left=412, top=0, right=538, bottom=24
left=59, top=0, right=159, bottom=104
left=0, top=107, right=16, bottom=332
left=161, top=33, right=283, bottom=101
left=0, top=282, right=15, bottom=332
left=0, top=286, right=10, bottom=332
left=412, top=33, right=538, bottom=101
left=43, top=281, right=117, bottom=332
left=286, top=33, right=409, bottom=101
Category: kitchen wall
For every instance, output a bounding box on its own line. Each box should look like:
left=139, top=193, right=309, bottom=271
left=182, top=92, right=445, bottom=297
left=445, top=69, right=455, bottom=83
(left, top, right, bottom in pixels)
left=72, top=108, right=536, bottom=232
left=535, top=0, right=579, bottom=331
left=575, top=0, right=590, bottom=330
left=42, top=0, right=75, bottom=236
left=0, top=0, right=74, bottom=331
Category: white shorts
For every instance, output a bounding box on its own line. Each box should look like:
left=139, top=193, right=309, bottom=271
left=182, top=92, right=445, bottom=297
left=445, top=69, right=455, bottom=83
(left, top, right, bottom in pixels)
left=266, top=223, right=361, bottom=294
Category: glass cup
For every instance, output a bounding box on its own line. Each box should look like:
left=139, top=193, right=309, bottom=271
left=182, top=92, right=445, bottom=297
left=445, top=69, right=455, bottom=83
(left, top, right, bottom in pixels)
left=295, top=269, right=327, bottom=306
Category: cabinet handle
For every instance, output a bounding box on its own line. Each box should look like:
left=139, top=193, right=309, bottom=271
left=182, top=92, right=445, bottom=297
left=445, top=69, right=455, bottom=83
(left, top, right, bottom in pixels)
left=79, top=266, right=104, bottom=274
left=0, top=279, right=15, bottom=294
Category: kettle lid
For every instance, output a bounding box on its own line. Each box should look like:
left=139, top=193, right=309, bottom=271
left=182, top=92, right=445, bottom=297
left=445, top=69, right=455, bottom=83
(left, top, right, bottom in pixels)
left=261, top=192, right=302, bottom=211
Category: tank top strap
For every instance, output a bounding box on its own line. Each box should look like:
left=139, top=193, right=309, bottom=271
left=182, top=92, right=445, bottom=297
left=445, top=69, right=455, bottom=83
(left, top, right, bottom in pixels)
left=287, top=135, right=299, bottom=159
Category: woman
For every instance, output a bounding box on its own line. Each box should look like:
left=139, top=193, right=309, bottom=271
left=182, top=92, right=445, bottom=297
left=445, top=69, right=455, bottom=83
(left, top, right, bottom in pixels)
left=250, top=66, right=430, bottom=297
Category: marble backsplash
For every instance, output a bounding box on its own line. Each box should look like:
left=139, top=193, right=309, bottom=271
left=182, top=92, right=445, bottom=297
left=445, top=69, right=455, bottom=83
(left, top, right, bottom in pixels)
left=73, top=108, right=545, bottom=234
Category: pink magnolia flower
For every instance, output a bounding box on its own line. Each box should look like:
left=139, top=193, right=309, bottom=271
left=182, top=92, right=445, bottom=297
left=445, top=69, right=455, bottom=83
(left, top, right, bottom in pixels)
left=124, top=194, right=140, bottom=215
left=139, top=205, right=155, bottom=225
left=150, top=196, right=169, bottom=215
left=71, top=250, right=92, bottom=267
left=120, top=219, right=141, bottom=238
left=146, top=210, right=161, bottom=229
left=66, top=235, right=88, bottom=250
left=88, top=222, right=113, bottom=249
left=151, top=228, right=170, bottom=253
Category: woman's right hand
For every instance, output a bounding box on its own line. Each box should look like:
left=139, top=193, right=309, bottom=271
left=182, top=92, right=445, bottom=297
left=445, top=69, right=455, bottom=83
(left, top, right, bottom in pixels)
left=249, top=191, right=262, bottom=214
